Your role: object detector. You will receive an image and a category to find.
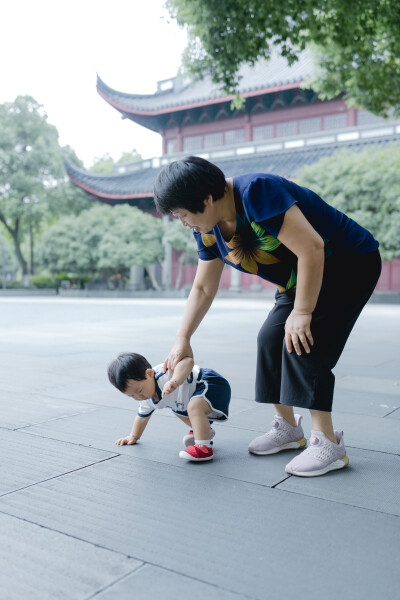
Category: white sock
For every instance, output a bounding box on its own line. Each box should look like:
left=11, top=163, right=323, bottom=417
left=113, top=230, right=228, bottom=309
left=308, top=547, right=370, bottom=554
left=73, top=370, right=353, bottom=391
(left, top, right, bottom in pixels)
left=195, top=439, right=211, bottom=447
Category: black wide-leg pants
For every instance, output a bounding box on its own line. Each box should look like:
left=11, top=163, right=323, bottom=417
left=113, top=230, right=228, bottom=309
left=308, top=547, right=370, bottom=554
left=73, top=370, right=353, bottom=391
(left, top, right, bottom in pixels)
left=255, top=250, right=382, bottom=412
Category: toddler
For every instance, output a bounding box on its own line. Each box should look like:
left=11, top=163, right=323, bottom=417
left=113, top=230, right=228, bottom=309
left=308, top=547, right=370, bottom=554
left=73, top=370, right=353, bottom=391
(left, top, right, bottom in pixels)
left=108, top=352, right=231, bottom=462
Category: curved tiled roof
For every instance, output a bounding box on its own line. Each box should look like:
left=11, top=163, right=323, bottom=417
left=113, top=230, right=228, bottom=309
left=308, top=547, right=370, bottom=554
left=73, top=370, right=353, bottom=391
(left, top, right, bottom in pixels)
left=97, top=50, right=314, bottom=115
left=65, top=160, right=155, bottom=201
left=66, top=134, right=400, bottom=202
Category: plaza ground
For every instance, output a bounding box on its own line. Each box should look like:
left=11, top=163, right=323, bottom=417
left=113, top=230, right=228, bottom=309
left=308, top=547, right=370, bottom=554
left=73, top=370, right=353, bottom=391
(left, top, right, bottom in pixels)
left=0, top=297, right=399, bottom=599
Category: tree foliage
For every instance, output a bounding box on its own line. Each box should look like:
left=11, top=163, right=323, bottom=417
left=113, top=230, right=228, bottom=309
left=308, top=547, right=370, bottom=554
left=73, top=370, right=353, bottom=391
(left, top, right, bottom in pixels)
left=0, top=96, right=90, bottom=278
left=296, top=144, right=400, bottom=259
left=89, top=150, right=142, bottom=174
left=37, top=204, right=164, bottom=282
left=166, top=0, right=400, bottom=116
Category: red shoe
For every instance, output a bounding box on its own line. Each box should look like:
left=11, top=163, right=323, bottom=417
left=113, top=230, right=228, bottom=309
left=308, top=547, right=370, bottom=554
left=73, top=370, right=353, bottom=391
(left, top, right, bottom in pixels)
left=179, top=444, right=214, bottom=462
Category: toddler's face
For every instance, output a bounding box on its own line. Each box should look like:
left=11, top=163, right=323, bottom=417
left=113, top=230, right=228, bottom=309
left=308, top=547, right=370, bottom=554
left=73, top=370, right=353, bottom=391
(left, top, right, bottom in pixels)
left=125, top=370, right=155, bottom=401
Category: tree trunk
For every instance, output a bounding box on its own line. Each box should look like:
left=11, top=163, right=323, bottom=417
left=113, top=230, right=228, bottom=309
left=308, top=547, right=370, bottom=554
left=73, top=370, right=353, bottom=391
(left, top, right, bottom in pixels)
left=10, top=222, right=29, bottom=281
left=29, top=221, right=34, bottom=275
left=145, top=264, right=161, bottom=291
left=175, top=253, right=187, bottom=290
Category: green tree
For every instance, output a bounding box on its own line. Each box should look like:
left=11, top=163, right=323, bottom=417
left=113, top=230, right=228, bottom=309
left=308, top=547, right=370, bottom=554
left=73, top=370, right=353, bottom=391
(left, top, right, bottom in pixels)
left=89, top=153, right=115, bottom=175
left=166, top=0, right=400, bottom=116
left=296, top=144, right=400, bottom=259
left=37, top=204, right=164, bottom=287
left=89, top=150, right=142, bottom=175
left=117, top=149, right=141, bottom=164
left=163, top=219, right=198, bottom=289
left=0, top=96, right=85, bottom=281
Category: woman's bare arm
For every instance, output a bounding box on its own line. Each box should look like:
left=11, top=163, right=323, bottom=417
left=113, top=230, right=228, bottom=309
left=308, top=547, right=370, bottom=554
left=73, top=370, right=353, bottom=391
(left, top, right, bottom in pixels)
left=277, top=204, right=325, bottom=355
left=164, top=258, right=224, bottom=371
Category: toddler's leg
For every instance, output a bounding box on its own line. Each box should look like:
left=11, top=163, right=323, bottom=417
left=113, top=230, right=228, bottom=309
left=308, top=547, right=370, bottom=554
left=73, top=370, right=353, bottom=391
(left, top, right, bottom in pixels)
left=179, top=396, right=214, bottom=462
left=186, top=396, right=213, bottom=442
left=175, top=415, right=191, bottom=427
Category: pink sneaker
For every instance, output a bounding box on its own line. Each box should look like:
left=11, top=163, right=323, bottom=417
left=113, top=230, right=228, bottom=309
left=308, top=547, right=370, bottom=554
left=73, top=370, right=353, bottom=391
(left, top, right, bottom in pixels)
left=179, top=444, right=214, bottom=462
left=182, top=427, right=215, bottom=447
left=285, top=430, right=349, bottom=477
left=248, top=414, right=307, bottom=455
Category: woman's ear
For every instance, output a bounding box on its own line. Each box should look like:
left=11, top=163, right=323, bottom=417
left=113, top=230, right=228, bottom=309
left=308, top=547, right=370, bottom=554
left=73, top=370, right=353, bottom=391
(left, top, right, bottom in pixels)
left=204, top=194, right=214, bottom=208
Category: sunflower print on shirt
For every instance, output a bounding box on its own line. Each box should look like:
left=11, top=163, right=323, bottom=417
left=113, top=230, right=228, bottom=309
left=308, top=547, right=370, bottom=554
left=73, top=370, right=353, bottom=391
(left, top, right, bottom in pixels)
left=224, top=215, right=280, bottom=275
left=200, top=218, right=297, bottom=292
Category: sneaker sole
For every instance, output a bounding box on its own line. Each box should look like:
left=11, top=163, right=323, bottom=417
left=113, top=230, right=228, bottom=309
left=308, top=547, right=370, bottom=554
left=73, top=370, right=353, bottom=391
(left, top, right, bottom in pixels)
left=179, top=450, right=213, bottom=462
left=249, top=436, right=307, bottom=456
left=287, top=454, right=349, bottom=477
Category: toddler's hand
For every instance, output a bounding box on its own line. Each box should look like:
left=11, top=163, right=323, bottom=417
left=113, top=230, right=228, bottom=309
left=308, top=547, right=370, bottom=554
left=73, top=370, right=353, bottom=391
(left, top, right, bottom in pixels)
left=162, top=379, right=179, bottom=398
left=115, top=435, right=137, bottom=446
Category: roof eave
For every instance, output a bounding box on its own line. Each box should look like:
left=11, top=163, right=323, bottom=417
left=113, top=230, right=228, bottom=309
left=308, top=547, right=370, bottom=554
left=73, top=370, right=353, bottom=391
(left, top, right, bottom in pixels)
left=67, top=174, right=153, bottom=201
left=97, top=80, right=305, bottom=117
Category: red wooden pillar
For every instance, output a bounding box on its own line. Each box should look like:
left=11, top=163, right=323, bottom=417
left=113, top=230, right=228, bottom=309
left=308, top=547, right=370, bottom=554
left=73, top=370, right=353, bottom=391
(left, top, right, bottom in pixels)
left=177, top=127, right=183, bottom=153
left=244, top=114, right=252, bottom=142
left=347, top=107, right=357, bottom=127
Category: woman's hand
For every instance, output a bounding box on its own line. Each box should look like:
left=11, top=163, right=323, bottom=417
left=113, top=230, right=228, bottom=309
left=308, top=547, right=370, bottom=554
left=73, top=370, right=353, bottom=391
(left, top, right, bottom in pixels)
left=163, top=337, right=193, bottom=373
left=285, top=311, right=314, bottom=355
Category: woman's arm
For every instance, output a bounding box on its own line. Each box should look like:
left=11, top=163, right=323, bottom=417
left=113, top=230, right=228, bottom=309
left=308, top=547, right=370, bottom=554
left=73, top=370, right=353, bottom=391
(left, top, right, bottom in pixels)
left=164, top=257, right=224, bottom=371
left=277, top=204, right=325, bottom=355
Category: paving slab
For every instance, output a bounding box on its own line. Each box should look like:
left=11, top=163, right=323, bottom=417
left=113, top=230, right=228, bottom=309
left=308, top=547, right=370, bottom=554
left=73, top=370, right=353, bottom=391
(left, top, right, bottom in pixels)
left=321, top=387, right=400, bottom=417
left=387, top=407, right=400, bottom=420
left=335, top=375, right=400, bottom=397
left=32, top=380, right=132, bottom=410
left=0, top=511, right=141, bottom=600
left=0, top=298, right=399, bottom=600
left=0, top=456, right=397, bottom=600
left=278, top=447, right=400, bottom=515
left=0, top=429, right=117, bottom=495
left=0, top=390, right=99, bottom=430
left=24, top=408, right=293, bottom=487
left=335, top=356, right=399, bottom=381
left=227, top=405, right=400, bottom=455
left=92, top=564, right=247, bottom=600
left=228, top=387, right=400, bottom=417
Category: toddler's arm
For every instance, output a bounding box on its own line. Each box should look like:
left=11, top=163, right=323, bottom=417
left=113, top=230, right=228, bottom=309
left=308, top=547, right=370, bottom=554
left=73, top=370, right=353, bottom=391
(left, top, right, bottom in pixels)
left=162, top=357, right=195, bottom=397
left=115, top=414, right=151, bottom=445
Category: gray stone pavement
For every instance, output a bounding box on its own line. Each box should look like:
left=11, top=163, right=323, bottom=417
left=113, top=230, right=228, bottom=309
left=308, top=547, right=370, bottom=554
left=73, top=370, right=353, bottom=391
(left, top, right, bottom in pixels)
left=0, top=296, right=399, bottom=600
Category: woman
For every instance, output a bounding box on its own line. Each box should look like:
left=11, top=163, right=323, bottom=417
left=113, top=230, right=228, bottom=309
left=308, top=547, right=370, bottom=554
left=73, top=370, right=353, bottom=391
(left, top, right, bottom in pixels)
left=153, top=156, right=381, bottom=477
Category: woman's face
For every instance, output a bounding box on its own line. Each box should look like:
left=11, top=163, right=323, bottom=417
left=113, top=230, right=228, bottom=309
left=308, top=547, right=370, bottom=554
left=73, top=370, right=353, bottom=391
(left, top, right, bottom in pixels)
left=172, top=197, right=216, bottom=234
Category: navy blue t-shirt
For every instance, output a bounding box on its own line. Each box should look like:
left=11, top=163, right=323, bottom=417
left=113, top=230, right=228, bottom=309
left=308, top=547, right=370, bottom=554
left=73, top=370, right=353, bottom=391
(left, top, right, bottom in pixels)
left=194, top=173, right=379, bottom=293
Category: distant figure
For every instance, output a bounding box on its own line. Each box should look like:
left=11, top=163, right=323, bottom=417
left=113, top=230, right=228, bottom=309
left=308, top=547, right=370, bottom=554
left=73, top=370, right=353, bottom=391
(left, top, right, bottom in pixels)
left=154, top=155, right=381, bottom=477
left=108, top=352, right=231, bottom=462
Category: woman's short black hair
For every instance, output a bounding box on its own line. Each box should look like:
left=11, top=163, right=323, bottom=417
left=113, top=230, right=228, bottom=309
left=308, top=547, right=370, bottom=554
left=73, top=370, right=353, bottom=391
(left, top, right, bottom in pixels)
left=108, top=352, right=152, bottom=393
left=153, top=155, right=227, bottom=214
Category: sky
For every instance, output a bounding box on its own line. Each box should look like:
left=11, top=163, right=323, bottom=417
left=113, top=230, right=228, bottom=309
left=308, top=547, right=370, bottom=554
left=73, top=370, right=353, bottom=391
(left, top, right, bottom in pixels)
left=0, top=0, right=188, bottom=166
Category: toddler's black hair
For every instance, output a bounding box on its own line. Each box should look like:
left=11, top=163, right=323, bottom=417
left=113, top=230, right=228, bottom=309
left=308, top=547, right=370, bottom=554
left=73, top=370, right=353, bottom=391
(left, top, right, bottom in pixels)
left=153, top=155, right=227, bottom=215
left=108, top=352, right=152, bottom=393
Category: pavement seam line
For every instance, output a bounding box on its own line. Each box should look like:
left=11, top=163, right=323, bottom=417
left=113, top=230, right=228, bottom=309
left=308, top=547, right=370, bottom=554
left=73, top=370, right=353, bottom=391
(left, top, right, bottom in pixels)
left=85, top=561, right=258, bottom=600
left=0, top=454, right=120, bottom=499
left=13, top=406, right=113, bottom=432
left=84, top=562, right=146, bottom=600
left=18, top=423, right=400, bottom=457
left=383, top=407, right=400, bottom=418
left=0, top=508, right=259, bottom=600
left=272, top=483, right=400, bottom=518
left=0, top=507, right=146, bottom=562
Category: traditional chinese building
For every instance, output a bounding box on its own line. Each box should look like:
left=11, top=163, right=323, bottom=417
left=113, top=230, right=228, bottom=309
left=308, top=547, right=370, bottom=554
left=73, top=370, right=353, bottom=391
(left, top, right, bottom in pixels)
left=66, top=51, right=400, bottom=291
